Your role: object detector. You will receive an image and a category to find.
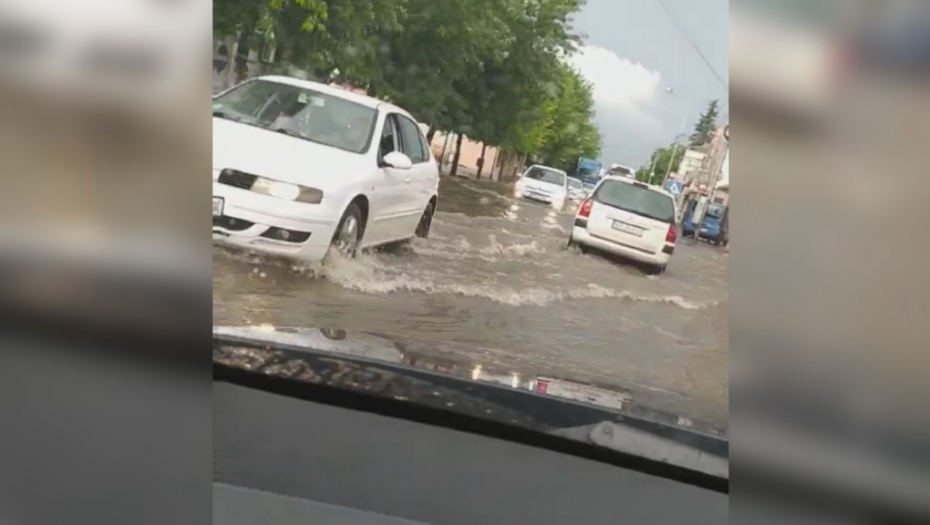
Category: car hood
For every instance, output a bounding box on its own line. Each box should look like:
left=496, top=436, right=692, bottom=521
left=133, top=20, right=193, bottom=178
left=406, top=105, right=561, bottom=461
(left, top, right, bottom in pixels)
left=520, top=180, right=566, bottom=193
left=213, top=118, right=371, bottom=186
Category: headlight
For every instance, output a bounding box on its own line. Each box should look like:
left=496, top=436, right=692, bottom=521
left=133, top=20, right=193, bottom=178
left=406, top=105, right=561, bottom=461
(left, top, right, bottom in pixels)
left=252, top=177, right=323, bottom=203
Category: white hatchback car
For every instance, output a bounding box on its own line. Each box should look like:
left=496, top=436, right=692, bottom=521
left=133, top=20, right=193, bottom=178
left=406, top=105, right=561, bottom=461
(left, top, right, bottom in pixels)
left=568, top=176, right=678, bottom=274
left=212, top=76, right=440, bottom=261
left=513, top=165, right=569, bottom=210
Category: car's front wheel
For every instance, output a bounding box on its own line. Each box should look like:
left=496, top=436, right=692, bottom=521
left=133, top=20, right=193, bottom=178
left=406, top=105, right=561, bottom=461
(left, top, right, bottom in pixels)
left=331, top=203, right=364, bottom=256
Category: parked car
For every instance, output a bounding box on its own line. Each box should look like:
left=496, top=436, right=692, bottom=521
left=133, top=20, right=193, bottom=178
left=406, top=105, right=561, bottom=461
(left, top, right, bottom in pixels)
left=682, top=201, right=729, bottom=246
left=513, top=165, right=569, bottom=211
left=567, top=177, right=587, bottom=201
left=212, top=76, right=440, bottom=262
left=567, top=176, right=678, bottom=275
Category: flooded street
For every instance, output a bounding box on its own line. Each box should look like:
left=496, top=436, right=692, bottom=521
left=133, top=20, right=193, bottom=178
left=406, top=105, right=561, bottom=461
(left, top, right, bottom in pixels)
left=213, top=177, right=729, bottom=429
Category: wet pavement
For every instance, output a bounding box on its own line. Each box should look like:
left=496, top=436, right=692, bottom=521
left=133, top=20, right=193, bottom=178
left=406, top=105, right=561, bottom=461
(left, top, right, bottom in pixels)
left=213, top=176, right=729, bottom=429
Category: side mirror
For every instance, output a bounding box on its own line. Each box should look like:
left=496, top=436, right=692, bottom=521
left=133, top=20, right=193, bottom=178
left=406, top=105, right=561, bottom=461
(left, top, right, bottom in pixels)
left=382, top=151, right=413, bottom=170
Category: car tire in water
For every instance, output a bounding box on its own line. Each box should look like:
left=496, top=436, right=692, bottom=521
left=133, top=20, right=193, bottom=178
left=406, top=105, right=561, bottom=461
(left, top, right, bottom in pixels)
left=331, top=202, right=364, bottom=257
left=646, top=264, right=666, bottom=276
left=415, top=201, right=435, bottom=238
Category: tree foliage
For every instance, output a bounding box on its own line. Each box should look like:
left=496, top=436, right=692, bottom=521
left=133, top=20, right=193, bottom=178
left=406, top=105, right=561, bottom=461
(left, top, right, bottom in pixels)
left=213, top=0, right=601, bottom=170
left=635, top=144, right=685, bottom=186
left=689, top=99, right=719, bottom=146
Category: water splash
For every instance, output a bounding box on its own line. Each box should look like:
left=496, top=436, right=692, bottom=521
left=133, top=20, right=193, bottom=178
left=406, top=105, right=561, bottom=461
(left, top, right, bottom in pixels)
left=320, top=253, right=714, bottom=310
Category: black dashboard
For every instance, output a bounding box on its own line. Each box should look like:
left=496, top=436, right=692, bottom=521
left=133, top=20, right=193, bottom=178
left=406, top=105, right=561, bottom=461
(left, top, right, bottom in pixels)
left=213, top=381, right=728, bottom=525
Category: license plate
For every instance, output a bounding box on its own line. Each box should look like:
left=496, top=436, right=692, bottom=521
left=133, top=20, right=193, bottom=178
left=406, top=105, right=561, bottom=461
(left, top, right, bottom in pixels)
left=612, top=221, right=644, bottom=236
left=212, top=197, right=224, bottom=217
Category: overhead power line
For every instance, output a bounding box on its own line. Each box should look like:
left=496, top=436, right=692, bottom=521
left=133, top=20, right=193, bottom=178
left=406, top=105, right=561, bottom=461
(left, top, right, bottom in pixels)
left=654, top=0, right=729, bottom=92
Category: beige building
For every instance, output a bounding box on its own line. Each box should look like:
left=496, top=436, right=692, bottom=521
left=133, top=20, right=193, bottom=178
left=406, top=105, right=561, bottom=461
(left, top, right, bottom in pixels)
left=429, top=132, right=505, bottom=180
left=678, top=148, right=708, bottom=178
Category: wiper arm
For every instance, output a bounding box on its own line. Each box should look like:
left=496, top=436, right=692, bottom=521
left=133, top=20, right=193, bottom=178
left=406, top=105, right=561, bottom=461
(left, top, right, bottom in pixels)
left=213, top=109, right=242, bottom=122
left=551, top=421, right=729, bottom=478
left=271, top=127, right=306, bottom=139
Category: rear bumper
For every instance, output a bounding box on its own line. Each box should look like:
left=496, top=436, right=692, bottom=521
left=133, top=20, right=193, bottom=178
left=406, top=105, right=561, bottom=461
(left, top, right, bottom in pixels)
left=685, top=226, right=723, bottom=241
left=571, top=226, right=671, bottom=266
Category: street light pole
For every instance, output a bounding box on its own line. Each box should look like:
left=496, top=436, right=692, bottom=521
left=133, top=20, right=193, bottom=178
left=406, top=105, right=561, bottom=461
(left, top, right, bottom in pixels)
left=661, top=116, right=687, bottom=189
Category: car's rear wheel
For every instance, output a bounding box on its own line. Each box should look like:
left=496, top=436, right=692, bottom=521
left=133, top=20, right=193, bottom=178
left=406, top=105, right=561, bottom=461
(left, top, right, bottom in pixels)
left=331, top=203, right=363, bottom=256
left=415, top=201, right=435, bottom=238
left=646, top=264, right=666, bottom=276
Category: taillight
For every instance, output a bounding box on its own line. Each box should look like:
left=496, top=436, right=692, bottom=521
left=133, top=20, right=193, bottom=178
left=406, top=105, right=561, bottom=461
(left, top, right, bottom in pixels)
left=578, top=198, right=593, bottom=218
left=666, top=224, right=677, bottom=243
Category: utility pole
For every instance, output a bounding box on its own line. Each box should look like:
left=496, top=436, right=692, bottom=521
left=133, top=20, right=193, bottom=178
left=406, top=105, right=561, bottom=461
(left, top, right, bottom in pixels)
left=690, top=130, right=728, bottom=245
left=647, top=153, right=659, bottom=183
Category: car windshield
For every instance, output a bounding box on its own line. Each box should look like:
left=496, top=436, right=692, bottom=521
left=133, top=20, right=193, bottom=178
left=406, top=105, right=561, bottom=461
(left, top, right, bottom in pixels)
left=212, top=0, right=729, bottom=458
left=213, top=79, right=377, bottom=153
left=594, top=180, right=676, bottom=223
left=525, top=167, right=565, bottom=186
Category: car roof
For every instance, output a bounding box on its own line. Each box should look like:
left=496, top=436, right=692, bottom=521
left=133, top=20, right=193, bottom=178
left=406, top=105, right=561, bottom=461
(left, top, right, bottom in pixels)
left=600, top=175, right=675, bottom=199
left=254, top=76, right=415, bottom=117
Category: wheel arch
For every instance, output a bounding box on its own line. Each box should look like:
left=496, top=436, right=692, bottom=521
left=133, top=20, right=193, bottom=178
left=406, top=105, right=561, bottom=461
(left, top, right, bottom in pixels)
left=344, top=194, right=370, bottom=236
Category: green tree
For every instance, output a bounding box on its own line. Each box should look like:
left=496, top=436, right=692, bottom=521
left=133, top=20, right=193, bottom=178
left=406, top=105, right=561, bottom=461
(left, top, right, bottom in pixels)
left=689, top=99, right=719, bottom=146
left=636, top=144, right=685, bottom=185
left=533, top=64, right=601, bottom=170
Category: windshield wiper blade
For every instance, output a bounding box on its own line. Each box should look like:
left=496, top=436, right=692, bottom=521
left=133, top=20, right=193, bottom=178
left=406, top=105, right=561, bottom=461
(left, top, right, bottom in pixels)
left=551, top=421, right=729, bottom=479
left=213, top=109, right=243, bottom=122
left=271, top=127, right=306, bottom=139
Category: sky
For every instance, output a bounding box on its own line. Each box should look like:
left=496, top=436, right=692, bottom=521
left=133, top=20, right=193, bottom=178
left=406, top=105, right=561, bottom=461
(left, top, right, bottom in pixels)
left=568, top=0, right=729, bottom=169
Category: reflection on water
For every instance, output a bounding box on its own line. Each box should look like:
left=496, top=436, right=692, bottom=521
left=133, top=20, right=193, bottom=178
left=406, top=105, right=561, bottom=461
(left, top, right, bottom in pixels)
left=213, top=176, right=729, bottom=428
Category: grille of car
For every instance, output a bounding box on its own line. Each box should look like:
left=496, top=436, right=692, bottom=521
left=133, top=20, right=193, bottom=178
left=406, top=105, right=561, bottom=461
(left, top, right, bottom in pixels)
left=217, top=170, right=257, bottom=190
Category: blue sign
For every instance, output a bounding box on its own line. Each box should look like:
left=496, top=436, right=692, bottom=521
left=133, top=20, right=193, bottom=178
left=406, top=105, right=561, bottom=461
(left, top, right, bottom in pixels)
left=665, top=180, right=683, bottom=196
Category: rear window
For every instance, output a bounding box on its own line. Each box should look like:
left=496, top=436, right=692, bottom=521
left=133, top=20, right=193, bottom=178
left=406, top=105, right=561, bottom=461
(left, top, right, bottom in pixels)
left=525, top=167, right=566, bottom=186
left=568, top=178, right=583, bottom=189
left=594, top=180, right=675, bottom=223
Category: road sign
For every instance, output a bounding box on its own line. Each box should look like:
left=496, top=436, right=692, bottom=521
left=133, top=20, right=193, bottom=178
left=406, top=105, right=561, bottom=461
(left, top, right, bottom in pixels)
left=665, top=179, right=683, bottom=196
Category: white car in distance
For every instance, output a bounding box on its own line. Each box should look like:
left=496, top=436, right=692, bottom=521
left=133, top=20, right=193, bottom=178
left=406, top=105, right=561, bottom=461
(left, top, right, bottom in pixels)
left=513, top=165, right=569, bottom=211
left=567, top=177, right=587, bottom=201
left=568, top=176, right=678, bottom=275
left=212, top=76, right=440, bottom=262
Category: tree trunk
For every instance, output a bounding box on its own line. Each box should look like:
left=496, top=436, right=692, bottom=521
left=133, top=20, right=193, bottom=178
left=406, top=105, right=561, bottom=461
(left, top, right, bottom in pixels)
left=450, top=134, right=464, bottom=178
left=426, top=127, right=437, bottom=145
left=476, top=143, right=487, bottom=180
left=438, top=133, right=450, bottom=174
left=223, top=34, right=239, bottom=89
left=496, top=150, right=508, bottom=180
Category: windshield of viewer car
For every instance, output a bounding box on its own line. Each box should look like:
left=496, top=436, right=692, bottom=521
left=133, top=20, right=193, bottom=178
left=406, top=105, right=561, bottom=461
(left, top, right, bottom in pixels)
left=525, top=167, right=566, bottom=186
left=594, top=181, right=676, bottom=223
left=213, top=80, right=376, bottom=153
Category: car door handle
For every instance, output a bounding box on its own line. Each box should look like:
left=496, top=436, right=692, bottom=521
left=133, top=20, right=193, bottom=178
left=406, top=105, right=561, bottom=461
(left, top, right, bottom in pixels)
left=404, top=177, right=412, bottom=183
